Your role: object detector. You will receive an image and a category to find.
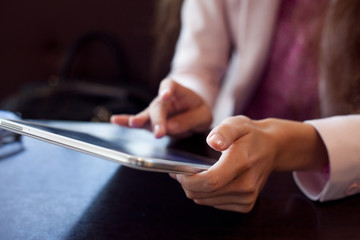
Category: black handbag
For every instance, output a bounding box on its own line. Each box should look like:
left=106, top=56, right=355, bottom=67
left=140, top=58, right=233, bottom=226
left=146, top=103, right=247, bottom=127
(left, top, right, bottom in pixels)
left=1, top=32, right=153, bottom=122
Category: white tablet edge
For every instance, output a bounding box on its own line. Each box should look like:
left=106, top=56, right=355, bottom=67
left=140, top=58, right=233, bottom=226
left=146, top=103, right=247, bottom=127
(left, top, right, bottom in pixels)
left=0, top=118, right=210, bottom=174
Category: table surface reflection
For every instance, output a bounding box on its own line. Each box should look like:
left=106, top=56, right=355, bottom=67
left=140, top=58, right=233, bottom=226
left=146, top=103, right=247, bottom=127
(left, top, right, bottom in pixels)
left=0, top=121, right=359, bottom=240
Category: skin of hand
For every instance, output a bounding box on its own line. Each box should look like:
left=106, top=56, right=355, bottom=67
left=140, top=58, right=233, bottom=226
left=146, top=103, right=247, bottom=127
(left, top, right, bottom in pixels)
left=170, top=116, right=329, bottom=213
left=111, top=78, right=213, bottom=138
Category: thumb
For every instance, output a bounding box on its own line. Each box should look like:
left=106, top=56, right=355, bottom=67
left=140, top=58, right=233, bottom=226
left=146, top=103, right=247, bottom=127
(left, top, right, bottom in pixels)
left=206, top=116, right=251, bottom=151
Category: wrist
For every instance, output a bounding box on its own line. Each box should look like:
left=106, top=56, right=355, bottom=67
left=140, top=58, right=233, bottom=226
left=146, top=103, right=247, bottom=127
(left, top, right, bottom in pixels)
left=257, top=118, right=329, bottom=172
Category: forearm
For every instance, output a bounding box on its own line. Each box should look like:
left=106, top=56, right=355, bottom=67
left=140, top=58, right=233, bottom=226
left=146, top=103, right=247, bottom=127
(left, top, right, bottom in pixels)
left=168, top=0, right=231, bottom=109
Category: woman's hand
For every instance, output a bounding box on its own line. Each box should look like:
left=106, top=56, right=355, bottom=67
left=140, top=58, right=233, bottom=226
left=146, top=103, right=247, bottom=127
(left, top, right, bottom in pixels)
left=111, top=78, right=212, bottom=138
left=170, top=116, right=328, bottom=213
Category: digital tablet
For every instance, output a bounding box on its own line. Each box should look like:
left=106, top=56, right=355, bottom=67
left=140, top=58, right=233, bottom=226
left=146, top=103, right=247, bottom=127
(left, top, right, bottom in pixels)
left=0, top=118, right=216, bottom=174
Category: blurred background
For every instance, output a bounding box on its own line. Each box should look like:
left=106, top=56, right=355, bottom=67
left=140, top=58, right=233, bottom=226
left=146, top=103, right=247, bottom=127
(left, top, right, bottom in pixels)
left=0, top=0, right=183, bottom=121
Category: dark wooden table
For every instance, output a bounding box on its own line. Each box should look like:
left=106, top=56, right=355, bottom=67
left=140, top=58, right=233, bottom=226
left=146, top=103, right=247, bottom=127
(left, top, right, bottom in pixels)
left=0, top=121, right=359, bottom=240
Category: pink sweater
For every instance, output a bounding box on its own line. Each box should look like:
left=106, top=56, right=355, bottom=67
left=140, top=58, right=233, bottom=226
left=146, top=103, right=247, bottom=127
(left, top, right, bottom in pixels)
left=244, top=0, right=320, bottom=121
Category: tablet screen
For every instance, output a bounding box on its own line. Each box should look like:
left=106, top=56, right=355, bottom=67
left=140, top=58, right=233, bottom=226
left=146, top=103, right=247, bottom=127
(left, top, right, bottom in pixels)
left=12, top=120, right=216, bottom=167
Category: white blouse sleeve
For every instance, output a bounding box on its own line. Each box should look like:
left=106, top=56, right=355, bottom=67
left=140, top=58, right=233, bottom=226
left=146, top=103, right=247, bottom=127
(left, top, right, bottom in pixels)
left=168, top=0, right=232, bottom=109
left=293, top=115, right=360, bottom=201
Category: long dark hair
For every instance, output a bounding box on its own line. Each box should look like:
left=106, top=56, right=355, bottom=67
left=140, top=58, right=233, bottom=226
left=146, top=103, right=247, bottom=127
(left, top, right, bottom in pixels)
left=319, top=0, right=360, bottom=116
left=151, top=0, right=183, bottom=82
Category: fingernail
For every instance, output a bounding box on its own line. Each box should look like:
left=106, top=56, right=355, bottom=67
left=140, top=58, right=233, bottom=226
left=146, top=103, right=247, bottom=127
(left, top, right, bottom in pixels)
left=154, top=124, right=160, bottom=133
left=160, top=89, right=168, bottom=96
left=209, top=133, right=225, bottom=148
left=153, top=124, right=164, bottom=138
left=160, top=88, right=171, bottom=100
left=110, top=115, right=116, bottom=123
left=129, top=116, right=137, bottom=127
